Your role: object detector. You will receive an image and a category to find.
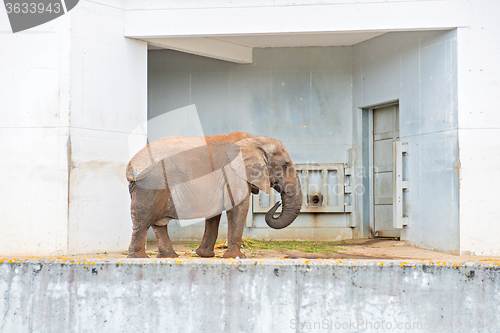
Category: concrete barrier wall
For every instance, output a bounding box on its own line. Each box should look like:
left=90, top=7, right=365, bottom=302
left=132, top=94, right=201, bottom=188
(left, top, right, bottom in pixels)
left=1, top=259, right=499, bottom=332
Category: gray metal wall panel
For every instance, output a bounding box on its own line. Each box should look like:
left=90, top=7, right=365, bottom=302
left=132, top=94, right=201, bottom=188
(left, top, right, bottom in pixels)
left=353, top=31, right=459, bottom=253
left=148, top=47, right=353, bottom=164
left=147, top=47, right=354, bottom=241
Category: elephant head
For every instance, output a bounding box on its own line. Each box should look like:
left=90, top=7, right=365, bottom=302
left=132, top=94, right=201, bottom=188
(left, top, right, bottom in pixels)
left=233, top=136, right=303, bottom=229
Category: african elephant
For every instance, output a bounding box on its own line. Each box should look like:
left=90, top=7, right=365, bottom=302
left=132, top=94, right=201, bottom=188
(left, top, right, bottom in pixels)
left=126, top=132, right=302, bottom=259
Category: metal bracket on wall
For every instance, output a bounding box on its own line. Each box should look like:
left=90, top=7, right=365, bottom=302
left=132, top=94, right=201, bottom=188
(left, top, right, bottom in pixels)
left=393, top=141, right=409, bottom=228
left=346, top=148, right=357, bottom=226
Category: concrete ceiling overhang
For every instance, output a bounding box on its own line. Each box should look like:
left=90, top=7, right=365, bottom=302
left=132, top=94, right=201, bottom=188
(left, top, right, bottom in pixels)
left=125, top=0, right=469, bottom=64
left=144, top=31, right=388, bottom=63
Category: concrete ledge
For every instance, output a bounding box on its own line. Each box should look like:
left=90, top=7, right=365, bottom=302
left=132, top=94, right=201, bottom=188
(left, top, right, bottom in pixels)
left=1, top=258, right=499, bottom=332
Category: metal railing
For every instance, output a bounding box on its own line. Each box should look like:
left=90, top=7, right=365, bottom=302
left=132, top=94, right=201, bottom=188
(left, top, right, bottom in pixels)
left=252, top=163, right=352, bottom=214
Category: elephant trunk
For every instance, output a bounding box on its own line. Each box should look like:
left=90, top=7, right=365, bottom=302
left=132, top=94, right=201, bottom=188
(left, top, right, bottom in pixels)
left=265, top=178, right=302, bottom=230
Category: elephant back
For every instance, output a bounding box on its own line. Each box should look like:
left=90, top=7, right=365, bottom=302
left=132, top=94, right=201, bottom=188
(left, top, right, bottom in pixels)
left=127, top=136, right=249, bottom=219
left=126, top=136, right=208, bottom=182
left=126, top=136, right=246, bottom=185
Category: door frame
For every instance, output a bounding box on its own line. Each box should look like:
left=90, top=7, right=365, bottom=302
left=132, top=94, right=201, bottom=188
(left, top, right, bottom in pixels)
left=359, top=99, right=399, bottom=238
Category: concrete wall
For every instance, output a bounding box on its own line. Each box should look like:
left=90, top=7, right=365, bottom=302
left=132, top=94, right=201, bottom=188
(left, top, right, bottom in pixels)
left=456, top=1, right=500, bottom=256
left=124, top=0, right=469, bottom=38
left=0, top=0, right=147, bottom=256
left=353, top=31, right=459, bottom=253
left=148, top=47, right=354, bottom=241
left=66, top=1, right=147, bottom=254
left=0, top=5, right=71, bottom=255
left=1, top=0, right=499, bottom=256
left=1, top=259, right=498, bottom=332
left=148, top=47, right=353, bottom=163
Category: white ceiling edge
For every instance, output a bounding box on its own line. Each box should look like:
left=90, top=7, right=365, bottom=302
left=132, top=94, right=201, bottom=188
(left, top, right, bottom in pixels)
left=145, top=30, right=390, bottom=63
left=146, top=37, right=253, bottom=63
left=144, top=29, right=460, bottom=62
left=207, top=31, right=388, bottom=48
left=147, top=30, right=389, bottom=48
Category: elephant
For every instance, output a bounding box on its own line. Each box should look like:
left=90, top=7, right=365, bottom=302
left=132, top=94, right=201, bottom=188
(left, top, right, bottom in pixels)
left=125, top=131, right=302, bottom=259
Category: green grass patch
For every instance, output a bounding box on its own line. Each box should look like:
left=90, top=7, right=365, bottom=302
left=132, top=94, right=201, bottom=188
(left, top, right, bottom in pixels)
left=241, top=239, right=346, bottom=254
left=183, top=239, right=347, bottom=255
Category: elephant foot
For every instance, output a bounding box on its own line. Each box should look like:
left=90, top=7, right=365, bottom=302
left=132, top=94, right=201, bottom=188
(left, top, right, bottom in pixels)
left=157, top=251, right=178, bottom=258
left=223, top=250, right=246, bottom=259
left=127, top=251, right=150, bottom=258
left=196, top=247, right=215, bottom=258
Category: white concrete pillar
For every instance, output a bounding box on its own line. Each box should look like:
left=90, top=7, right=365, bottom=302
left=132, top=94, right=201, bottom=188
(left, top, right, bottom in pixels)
left=0, top=0, right=147, bottom=256
left=66, top=1, right=147, bottom=254
left=456, top=1, right=500, bottom=255
left=0, top=11, right=71, bottom=256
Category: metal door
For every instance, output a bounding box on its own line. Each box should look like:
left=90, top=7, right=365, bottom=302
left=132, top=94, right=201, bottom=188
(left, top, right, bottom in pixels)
left=373, top=104, right=400, bottom=238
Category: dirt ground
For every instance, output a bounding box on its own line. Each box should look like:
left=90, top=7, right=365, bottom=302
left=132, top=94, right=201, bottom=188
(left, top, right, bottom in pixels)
left=118, top=239, right=500, bottom=261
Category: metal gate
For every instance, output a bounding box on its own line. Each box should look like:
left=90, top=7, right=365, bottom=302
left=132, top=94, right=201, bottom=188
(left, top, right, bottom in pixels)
left=250, top=163, right=355, bottom=226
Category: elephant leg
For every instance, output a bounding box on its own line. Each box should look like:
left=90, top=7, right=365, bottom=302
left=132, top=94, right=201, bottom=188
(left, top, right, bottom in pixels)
left=127, top=224, right=150, bottom=258
left=152, top=223, right=178, bottom=258
left=223, top=196, right=249, bottom=259
left=127, top=186, right=155, bottom=258
left=196, top=214, right=222, bottom=257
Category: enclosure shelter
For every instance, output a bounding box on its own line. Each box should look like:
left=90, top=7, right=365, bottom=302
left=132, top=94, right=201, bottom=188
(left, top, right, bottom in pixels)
left=0, top=0, right=499, bottom=256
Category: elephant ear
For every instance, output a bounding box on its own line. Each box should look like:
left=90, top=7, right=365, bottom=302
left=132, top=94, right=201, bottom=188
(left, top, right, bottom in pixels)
left=227, top=138, right=271, bottom=194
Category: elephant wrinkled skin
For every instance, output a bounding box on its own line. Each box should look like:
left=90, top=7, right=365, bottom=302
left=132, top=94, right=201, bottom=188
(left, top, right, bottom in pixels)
left=126, top=132, right=302, bottom=259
